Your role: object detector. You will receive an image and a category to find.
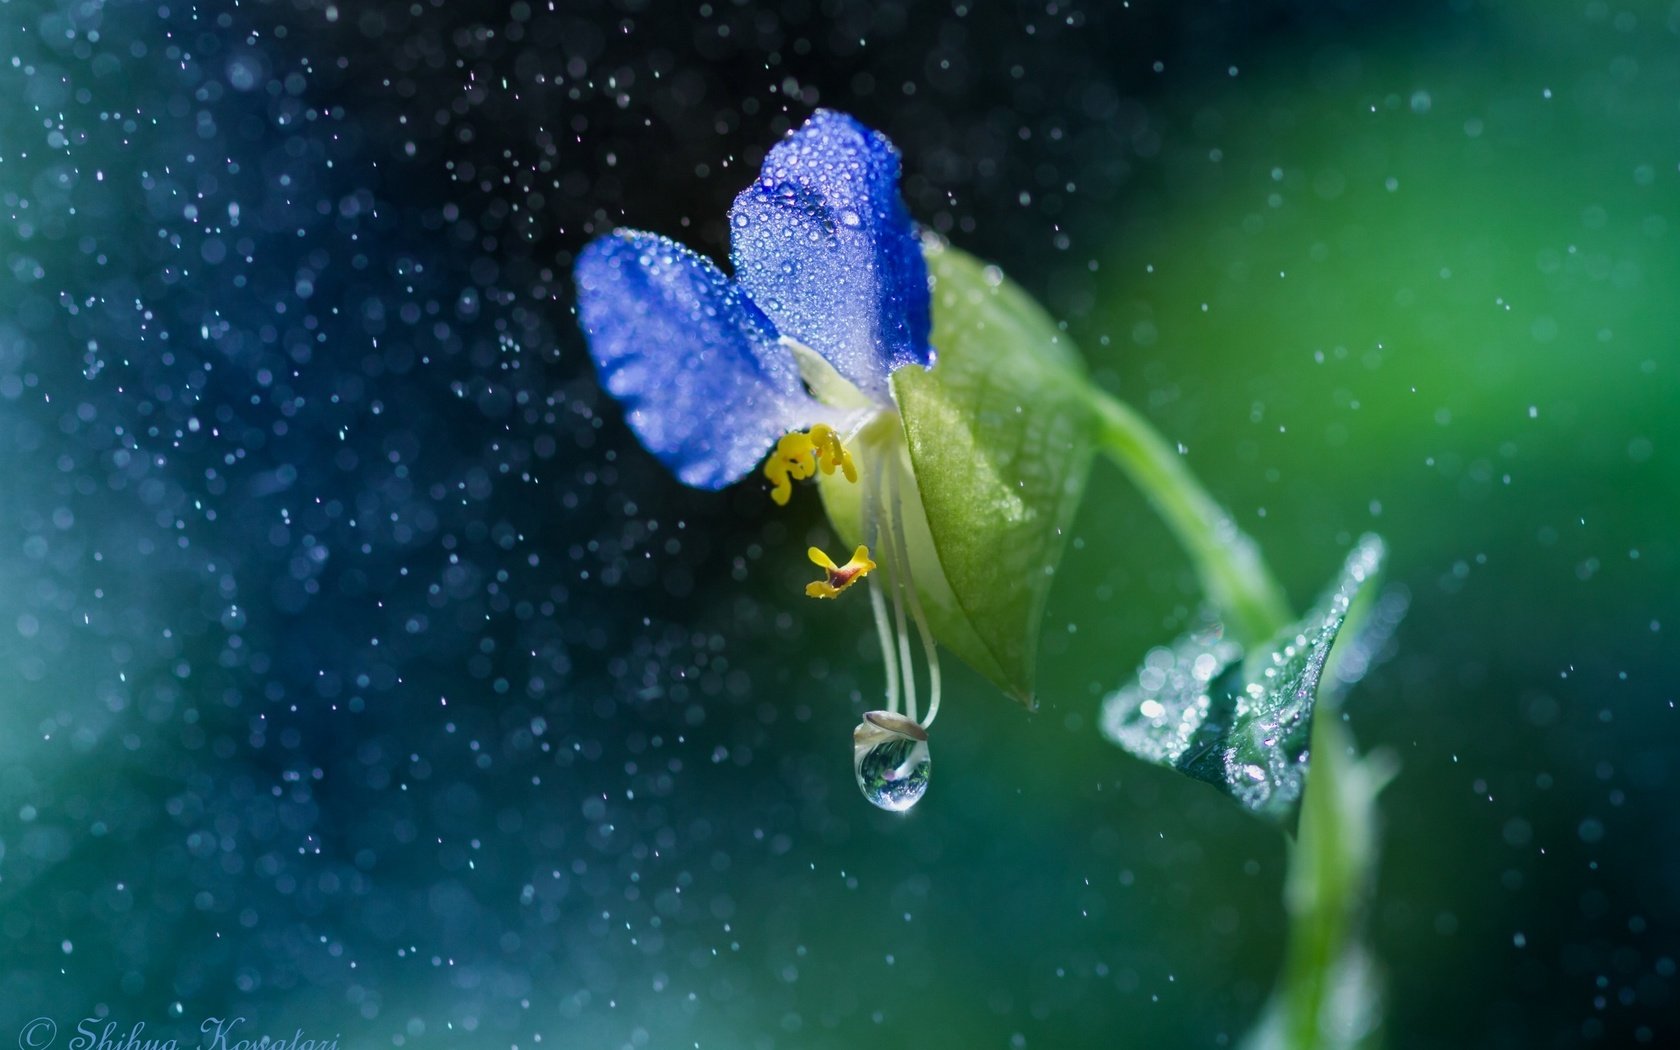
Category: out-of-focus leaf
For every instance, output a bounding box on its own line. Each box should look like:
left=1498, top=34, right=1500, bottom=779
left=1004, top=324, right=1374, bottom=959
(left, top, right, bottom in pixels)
left=888, top=237, right=1097, bottom=707
left=1100, top=534, right=1388, bottom=824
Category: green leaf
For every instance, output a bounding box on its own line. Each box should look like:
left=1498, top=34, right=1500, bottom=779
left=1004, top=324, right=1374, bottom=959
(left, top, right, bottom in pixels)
left=890, top=238, right=1097, bottom=707
left=1100, top=534, right=1389, bottom=824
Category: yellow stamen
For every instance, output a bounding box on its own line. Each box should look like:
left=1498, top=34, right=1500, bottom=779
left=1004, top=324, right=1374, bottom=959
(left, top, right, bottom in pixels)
left=765, top=423, right=857, bottom=505
left=805, top=544, right=876, bottom=599
left=810, top=423, right=858, bottom=483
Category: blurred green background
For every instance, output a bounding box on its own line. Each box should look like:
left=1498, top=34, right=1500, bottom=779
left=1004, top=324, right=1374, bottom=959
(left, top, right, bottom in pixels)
left=1, top=1, right=1675, bottom=1048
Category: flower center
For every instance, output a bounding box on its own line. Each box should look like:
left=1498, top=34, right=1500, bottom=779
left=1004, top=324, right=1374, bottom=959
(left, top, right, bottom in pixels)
left=764, top=423, right=858, bottom=506
left=764, top=409, right=944, bottom=734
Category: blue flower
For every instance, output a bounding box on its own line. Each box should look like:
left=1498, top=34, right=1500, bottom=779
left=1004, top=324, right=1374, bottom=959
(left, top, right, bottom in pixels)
left=574, top=109, right=932, bottom=484
left=575, top=111, right=953, bottom=805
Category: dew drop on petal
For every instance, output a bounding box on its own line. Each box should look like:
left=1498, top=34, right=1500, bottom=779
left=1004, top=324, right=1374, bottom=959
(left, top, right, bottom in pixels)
left=853, top=711, right=930, bottom=812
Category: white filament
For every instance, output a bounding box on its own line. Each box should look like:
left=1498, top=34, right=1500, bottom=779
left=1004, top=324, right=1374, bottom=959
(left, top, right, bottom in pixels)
left=852, top=416, right=944, bottom=731
left=885, top=450, right=942, bottom=729
left=888, top=518, right=918, bottom=725
left=862, top=450, right=901, bottom=717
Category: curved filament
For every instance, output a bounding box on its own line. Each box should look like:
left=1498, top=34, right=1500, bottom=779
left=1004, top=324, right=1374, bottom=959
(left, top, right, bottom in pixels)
left=885, top=448, right=942, bottom=729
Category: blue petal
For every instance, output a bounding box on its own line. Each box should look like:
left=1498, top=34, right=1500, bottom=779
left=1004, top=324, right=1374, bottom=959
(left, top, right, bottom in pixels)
left=728, top=110, right=933, bottom=397
left=574, top=230, right=820, bottom=489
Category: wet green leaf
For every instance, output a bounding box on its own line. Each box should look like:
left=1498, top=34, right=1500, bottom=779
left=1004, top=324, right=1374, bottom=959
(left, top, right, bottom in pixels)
left=890, top=238, right=1097, bottom=706
left=1100, top=534, right=1388, bottom=823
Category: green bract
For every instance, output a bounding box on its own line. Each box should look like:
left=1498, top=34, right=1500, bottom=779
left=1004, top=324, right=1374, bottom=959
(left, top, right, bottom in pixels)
left=819, top=238, right=1097, bottom=707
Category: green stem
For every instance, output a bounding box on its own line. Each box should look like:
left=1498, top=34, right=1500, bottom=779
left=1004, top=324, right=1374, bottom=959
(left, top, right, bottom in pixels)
left=1086, top=384, right=1384, bottom=1049
left=1257, top=711, right=1387, bottom=1050
left=1086, top=387, right=1293, bottom=644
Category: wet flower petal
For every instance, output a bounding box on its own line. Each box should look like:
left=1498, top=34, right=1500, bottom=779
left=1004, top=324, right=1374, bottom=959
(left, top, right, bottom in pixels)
left=729, top=110, right=933, bottom=397
left=575, top=230, right=821, bottom=488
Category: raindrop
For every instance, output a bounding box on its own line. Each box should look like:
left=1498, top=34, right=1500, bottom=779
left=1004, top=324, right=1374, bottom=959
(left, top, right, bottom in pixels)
left=853, top=711, right=930, bottom=812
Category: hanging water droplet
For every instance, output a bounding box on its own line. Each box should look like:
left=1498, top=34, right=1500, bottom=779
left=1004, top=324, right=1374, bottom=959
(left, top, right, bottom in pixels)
left=853, top=711, right=930, bottom=812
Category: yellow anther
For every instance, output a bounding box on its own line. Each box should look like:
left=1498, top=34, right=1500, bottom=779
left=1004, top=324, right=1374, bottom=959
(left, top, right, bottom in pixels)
left=765, top=431, right=817, bottom=506
left=808, top=424, right=858, bottom=483
left=805, top=544, right=876, bottom=599
left=765, top=423, right=856, bottom=505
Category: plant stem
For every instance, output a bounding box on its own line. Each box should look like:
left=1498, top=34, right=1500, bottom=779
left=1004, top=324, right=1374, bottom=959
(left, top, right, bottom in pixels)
left=1251, top=712, right=1389, bottom=1050
left=1085, top=387, right=1293, bottom=645
left=1087, top=385, right=1385, bottom=1049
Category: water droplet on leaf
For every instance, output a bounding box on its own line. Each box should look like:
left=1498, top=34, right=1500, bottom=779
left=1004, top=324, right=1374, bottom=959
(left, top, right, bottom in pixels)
left=853, top=711, right=930, bottom=812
